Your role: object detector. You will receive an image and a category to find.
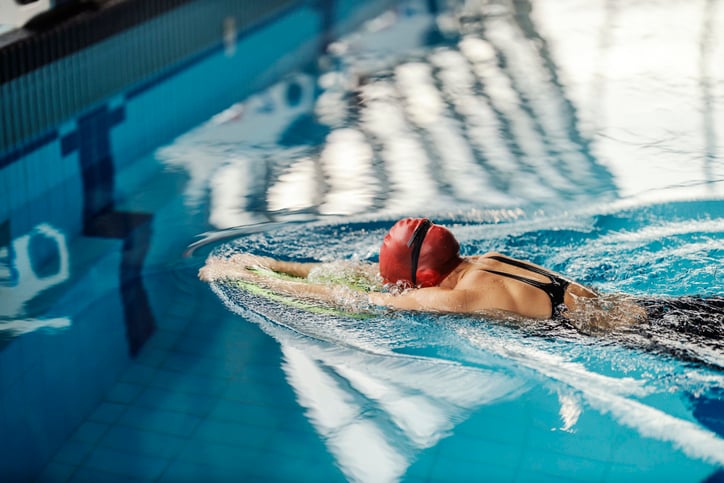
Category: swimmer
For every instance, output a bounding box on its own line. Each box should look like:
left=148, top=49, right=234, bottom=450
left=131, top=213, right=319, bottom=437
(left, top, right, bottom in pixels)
left=199, top=218, right=722, bottom=333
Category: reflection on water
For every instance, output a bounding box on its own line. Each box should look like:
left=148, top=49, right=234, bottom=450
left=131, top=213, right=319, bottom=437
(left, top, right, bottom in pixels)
left=216, top=284, right=529, bottom=482
left=160, top=1, right=613, bottom=226
left=700, top=0, right=719, bottom=184
left=161, top=0, right=723, bottom=230
left=180, top=0, right=724, bottom=480
left=209, top=201, right=723, bottom=479
left=0, top=223, right=71, bottom=337
left=271, top=323, right=526, bottom=482
left=2, top=0, right=722, bottom=480
left=534, top=0, right=724, bottom=198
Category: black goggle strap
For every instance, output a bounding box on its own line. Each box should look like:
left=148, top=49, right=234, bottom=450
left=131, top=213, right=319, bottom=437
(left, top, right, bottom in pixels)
left=406, top=219, right=432, bottom=286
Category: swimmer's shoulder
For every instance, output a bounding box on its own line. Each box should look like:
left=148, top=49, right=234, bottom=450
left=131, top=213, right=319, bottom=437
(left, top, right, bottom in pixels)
left=462, top=252, right=506, bottom=270
left=464, top=252, right=501, bottom=263
left=453, top=258, right=500, bottom=288
left=466, top=251, right=503, bottom=258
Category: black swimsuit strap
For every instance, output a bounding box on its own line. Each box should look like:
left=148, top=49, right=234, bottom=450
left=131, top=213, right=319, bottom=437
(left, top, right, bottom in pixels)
left=482, top=255, right=570, bottom=318
left=486, top=255, right=565, bottom=281
left=482, top=269, right=552, bottom=291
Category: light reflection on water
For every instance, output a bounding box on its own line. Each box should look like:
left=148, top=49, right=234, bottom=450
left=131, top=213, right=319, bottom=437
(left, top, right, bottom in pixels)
left=178, top=0, right=724, bottom=480
left=162, top=0, right=723, bottom=228
left=0, top=223, right=71, bottom=337
left=208, top=202, right=723, bottom=480
left=262, top=317, right=528, bottom=483
left=0, top=1, right=721, bottom=480
left=213, top=230, right=724, bottom=482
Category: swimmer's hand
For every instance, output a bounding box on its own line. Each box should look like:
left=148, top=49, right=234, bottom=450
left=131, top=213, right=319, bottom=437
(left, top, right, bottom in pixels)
left=198, top=254, right=271, bottom=282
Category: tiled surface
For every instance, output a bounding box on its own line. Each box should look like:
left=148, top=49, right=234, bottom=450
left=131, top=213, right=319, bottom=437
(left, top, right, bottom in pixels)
left=33, top=281, right=712, bottom=483
left=38, top=274, right=344, bottom=482
left=0, top=0, right=326, bottom=245
left=34, top=262, right=722, bottom=482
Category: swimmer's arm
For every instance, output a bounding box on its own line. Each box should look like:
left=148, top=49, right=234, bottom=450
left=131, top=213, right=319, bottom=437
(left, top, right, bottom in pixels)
left=255, top=275, right=347, bottom=304
left=199, top=254, right=320, bottom=281
left=199, top=256, right=343, bottom=304
left=261, top=258, right=321, bottom=278
left=369, top=287, right=473, bottom=313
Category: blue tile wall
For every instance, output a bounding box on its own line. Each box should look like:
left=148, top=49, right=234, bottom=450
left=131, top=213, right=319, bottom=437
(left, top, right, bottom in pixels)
left=113, top=4, right=321, bottom=176
left=0, top=0, right=297, bottom=154
left=0, top=277, right=129, bottom=481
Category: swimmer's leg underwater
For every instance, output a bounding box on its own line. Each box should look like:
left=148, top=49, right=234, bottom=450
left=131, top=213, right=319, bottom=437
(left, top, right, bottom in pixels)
left=634, top=295, right=724, bottom=339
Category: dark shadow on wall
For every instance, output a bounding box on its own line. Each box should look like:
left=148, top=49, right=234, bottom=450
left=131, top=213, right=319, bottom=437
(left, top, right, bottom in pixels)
left=62, top=103, right=156, bottom=356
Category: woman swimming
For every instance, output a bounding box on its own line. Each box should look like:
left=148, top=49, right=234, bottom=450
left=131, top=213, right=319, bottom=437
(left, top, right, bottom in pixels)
left=201, top=217, right=684, bottom=331
left=200, top=217, right=724, bottom=338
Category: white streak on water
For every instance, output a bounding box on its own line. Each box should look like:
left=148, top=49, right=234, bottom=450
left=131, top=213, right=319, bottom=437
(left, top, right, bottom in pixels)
left=460, top=326, right=724, bottom=466
left=0, top=317, right=70, bottom=336
left=259, top=306, right=527, bottom=483
left=282, top=345, right=407, bottom=483
left=595, top=219, right=724, bottom=245
left=557, top=391, right=582, bottom=432
left=584, top=381, right=724, bottom=466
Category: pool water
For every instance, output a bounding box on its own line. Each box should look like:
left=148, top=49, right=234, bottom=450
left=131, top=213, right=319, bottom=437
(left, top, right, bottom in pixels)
left=3, top=0, right=724, bottom=481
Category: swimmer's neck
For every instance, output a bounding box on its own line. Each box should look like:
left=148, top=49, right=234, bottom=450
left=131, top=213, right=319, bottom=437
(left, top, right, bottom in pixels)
left=438, top=259, right=472, bottom=289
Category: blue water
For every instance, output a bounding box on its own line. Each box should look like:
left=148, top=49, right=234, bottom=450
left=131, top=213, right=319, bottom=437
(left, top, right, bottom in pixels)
left=2, top=0, right=724, bottom=481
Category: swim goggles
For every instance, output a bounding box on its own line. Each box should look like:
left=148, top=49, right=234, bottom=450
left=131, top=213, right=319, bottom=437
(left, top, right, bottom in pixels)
left=406, top=218, right=432, bottom=286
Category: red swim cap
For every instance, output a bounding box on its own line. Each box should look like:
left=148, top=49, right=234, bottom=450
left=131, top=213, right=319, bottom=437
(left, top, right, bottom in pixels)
left=379, top=218, right=463, bottom=288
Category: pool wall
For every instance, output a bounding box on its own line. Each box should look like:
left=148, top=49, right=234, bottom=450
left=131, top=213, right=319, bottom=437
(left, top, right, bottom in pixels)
left=1, top=0, right=396, bottom=245
left=0, top=0, right=397, bottom=479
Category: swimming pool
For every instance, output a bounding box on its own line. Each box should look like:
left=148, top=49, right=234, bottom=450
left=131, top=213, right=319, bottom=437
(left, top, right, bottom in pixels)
left=2, top=0, right=723, bottom=481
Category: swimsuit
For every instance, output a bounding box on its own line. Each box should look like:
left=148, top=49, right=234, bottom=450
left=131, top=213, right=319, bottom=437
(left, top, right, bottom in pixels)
left=480, top=255, right=571, bottom=319
left=627, top=296, right=724, bottom=368
left=634, top=296, right=724, bottom=338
